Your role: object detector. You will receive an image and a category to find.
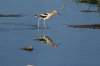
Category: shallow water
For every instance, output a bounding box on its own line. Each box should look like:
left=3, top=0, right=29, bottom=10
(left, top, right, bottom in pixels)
left=0, top=0, right=100, bottom=66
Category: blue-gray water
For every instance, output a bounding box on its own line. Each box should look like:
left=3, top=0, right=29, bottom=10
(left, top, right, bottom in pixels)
left=0, top=0, right=100, bottom=66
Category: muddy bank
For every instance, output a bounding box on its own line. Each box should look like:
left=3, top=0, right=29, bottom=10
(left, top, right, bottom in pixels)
left=69, top=24, right=100, bottom=29
left=0, top=14, right=24, bottom=17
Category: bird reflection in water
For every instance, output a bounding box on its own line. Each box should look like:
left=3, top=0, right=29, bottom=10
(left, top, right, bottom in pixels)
left=27, top=64, right=35, bottom=66
left=34, top=29, right=57, bottom=48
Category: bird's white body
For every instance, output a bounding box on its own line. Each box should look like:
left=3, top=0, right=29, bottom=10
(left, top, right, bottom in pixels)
left=35, top=10, right=57, bottom=28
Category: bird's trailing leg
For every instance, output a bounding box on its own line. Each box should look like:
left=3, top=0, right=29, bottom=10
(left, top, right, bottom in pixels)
left=38, top=19, right=40, bottom=28
left=44, top=19, right=46, bottom=29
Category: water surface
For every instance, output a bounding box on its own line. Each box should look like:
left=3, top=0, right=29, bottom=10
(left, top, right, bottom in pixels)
left=0, top=0, right=100, bottom=66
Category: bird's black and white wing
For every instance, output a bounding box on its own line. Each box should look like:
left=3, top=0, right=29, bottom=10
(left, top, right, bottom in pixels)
left=35, top=13, right=49, bottom=19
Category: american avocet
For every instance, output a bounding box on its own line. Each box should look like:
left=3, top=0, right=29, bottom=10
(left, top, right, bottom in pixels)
left=34, top=35, right=57, bottom=48
left=35, top=10, right=61, bottom=28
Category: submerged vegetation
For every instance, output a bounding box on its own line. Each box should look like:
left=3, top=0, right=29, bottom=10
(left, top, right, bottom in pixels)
left=0, top=14, right=24, bottom=17
left=69, top=24, right=100, bottom=29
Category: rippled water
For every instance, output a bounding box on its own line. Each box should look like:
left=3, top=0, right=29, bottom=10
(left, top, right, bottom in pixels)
left=0, top=0, right=100, bottom=66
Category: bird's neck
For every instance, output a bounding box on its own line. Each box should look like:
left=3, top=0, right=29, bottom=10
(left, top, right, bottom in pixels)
left=49, top=12, right=56, bottom=18
left=51, top=12, right=56, bottom=16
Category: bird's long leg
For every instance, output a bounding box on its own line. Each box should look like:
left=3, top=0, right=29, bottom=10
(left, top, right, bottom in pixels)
left=44, top=19, right=46, bottom=29
left=38, top=19, right=40, bottom=28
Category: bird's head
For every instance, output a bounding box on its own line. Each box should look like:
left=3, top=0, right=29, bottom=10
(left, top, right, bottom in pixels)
left=52, top=10, right=62, bottom=16
left=52, top=10, right=57, bottom=14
